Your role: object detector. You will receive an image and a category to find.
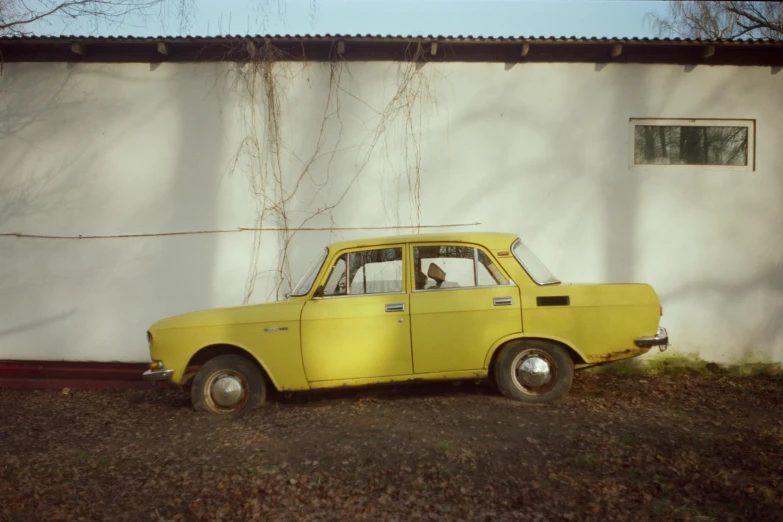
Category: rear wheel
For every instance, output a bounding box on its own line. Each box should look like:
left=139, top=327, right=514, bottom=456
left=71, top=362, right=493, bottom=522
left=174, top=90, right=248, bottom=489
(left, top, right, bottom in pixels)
left=191, top=355, right=266, bottom=415
left=493, top=340, right=573, bottom=403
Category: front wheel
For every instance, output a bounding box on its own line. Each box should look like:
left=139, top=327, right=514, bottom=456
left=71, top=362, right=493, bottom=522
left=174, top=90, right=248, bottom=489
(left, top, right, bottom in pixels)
left=493, top=340, right=574, bottom=403
left=191, top=354, right=266, bottom=415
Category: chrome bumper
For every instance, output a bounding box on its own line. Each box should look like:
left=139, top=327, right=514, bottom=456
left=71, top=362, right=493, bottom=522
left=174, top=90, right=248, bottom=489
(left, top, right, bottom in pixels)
left=142, top=368, right=173, bottom=382
left=634, top=327, right=669, bottom=351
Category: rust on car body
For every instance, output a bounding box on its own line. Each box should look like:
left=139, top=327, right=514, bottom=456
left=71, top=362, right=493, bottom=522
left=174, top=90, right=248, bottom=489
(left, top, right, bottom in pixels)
left=596, top=348, right=639, bottom=362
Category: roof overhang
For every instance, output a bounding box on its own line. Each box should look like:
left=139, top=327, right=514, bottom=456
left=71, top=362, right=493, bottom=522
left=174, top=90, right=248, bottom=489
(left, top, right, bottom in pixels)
left=1, top=35, right=782, bottom=65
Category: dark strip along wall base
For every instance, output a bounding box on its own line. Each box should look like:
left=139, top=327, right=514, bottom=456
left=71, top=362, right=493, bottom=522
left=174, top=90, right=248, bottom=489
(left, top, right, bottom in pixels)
left=0, top=360, right=169, bottom=390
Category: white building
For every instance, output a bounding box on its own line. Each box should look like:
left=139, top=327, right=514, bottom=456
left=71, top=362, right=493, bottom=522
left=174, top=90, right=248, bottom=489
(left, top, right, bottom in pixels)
left=1, top=35, right=782, bottom=370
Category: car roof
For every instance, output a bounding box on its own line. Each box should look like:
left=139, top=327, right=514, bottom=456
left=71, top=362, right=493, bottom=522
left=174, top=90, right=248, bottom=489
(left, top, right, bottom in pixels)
left=326, top=231, right=519, bottom=252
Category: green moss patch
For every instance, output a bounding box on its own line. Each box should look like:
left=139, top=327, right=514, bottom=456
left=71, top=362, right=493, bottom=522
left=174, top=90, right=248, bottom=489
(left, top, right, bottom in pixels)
left=584, top=351, right=781, bottom=377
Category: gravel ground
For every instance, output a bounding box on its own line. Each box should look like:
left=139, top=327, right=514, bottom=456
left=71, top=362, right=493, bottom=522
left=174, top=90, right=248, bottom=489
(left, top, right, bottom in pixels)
left=0, top=373, right=781, bottom=521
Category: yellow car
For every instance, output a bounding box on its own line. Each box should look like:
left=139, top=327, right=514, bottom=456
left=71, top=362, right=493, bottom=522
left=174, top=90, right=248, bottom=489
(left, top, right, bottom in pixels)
left=143, top=232, right=668, bottom=414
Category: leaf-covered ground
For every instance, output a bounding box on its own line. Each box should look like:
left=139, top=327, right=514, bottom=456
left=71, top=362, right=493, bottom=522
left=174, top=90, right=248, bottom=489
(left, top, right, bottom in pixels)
left=1, top=373, right=781, bottom=521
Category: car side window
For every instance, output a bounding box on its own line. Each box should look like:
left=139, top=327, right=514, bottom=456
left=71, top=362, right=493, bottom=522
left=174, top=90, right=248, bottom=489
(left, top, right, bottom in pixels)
left=324, top=255, right=348, bottom=295
left=413, top=245, right=509, bottom=290
left=477, top=249, right=509, bottom=286
left=323, top=248, right=403, bottom=296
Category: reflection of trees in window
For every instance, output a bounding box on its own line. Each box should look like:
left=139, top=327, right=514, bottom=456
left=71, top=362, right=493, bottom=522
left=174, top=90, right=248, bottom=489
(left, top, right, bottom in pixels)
left=321, top=248, right=403, bottom=296
left=414, top=246, right=473, bottom=264
left=635, top=125, right=748, bottom=166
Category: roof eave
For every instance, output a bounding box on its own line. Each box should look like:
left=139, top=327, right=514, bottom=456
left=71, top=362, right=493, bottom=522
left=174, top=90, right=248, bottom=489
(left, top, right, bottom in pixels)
left=1, top=34, right=782, bottom=65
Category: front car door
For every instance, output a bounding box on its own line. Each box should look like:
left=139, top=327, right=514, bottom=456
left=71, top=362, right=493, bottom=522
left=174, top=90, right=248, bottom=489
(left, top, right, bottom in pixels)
left=300, top=245, right=412, bottom=383
left=409, top=243, right=522, bottom=374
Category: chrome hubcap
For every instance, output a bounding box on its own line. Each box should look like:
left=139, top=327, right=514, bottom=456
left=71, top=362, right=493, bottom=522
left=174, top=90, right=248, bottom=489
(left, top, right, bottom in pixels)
left=210, top=375, right=245, bottom=407
left=517, top=356, right=552, bottom=388
left=511, top=349, right=557, bottom=395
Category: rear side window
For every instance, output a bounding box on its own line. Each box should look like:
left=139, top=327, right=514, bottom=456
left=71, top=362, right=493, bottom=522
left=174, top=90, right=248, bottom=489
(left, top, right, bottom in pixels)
left=511, top=238, right=559, bottom=286
left=413, top=245, right=509, bottom=290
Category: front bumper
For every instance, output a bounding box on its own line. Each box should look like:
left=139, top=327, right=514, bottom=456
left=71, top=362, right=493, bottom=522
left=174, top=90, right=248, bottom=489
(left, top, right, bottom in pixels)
left=142, top=368, right=173, bottom=382
left=634, top=327, right=669, bottom=351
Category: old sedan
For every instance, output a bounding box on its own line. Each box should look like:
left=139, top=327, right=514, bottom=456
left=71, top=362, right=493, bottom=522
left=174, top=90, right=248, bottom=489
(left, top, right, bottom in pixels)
left=143, top=232, right=668, bottom=414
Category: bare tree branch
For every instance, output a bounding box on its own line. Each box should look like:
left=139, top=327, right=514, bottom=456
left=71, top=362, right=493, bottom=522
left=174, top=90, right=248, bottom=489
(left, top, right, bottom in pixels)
left=0, top=0, right=193, bottom=36
left=649, top=1, right=783, bottom=41
left=727, top=4, right=783, bottom=35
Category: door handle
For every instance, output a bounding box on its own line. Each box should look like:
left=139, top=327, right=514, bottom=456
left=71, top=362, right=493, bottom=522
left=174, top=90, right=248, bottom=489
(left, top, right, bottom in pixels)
left=493, top=297, right=513, bottom=306
left=385, top=303, right=405, bottom=312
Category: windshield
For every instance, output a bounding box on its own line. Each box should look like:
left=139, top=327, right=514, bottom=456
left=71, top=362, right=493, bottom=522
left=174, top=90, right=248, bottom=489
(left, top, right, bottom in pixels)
left=290, top=247, right=328, bottom=297
left=511, top=238, right=560, bottom=285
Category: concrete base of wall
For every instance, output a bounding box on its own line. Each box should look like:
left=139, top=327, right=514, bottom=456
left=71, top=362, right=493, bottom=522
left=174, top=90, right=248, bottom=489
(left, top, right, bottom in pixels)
left=0, top=360, right=168, bottom=390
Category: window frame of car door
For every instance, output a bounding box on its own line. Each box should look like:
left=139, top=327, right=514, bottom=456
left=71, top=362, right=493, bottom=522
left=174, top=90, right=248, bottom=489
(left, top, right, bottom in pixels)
left=407, top=242, right=516, bottom=293
left=311, top=244, right=408, bottom=299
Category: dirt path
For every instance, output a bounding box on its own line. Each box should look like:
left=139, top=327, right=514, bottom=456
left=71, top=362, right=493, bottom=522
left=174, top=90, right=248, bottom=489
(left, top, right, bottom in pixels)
left=1, top=373, right=781, bottom=521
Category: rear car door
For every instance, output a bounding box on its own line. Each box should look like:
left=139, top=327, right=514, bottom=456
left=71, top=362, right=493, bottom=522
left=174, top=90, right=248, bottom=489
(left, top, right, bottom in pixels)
left=409, top=243, right=522, bottom=374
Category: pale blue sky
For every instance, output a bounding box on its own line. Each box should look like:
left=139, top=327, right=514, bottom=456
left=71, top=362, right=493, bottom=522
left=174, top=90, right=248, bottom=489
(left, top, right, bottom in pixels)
left=31, top=0, right=671, bottom=38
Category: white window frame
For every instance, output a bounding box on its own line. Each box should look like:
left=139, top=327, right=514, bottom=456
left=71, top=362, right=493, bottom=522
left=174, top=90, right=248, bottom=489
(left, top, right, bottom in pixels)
left=629, top=118, right=755, bottom=172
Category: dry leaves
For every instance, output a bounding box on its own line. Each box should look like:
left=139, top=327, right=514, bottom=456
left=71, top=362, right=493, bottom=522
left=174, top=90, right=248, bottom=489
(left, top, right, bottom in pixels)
left=0, top=374, right=781, bottom=521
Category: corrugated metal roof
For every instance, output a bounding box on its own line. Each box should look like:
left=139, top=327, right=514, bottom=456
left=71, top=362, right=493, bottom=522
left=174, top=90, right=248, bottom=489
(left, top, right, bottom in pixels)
left=1, top=34, right=781, bottom=65
left=0, top=34, right=781, bottom=44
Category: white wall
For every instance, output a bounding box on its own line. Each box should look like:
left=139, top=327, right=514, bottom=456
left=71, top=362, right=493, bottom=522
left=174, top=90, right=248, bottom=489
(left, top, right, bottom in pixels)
left=1, top=60, right=782, bottom=363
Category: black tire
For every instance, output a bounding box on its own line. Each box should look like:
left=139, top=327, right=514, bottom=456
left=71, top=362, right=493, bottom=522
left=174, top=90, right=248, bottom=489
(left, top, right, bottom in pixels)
left=191, top=354, right=266, bottom=415
left=493, top=339, right=574, bottom=403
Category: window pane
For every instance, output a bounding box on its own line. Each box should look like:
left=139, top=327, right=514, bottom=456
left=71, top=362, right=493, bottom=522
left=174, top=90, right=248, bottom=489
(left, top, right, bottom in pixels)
left=348, top=248, right=403, bottom=295
left=414, top=245, right=476, bottom=290
left=477, top=249, right=509, bottom=286
left=323, top=248, right=403, bottom=296
left=634, top=125, right=748, bottom=166
left=323, top=254, right=348, bottom=296
left=290, top=247, right=328, bottom=296
left=512, top=239, right=559, bottom=285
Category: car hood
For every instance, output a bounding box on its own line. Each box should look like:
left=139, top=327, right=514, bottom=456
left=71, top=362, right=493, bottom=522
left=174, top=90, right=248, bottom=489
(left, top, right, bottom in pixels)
left=149, top=300, right=304, bottom=331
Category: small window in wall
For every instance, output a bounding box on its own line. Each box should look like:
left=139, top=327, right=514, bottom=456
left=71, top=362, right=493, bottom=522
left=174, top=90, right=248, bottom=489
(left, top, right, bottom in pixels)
left=630, top=119, right=754, bottom=170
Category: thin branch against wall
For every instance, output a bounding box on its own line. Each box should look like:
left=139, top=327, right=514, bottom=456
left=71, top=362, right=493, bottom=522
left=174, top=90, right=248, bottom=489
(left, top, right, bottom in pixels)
left=225, top=39, right=439, bottom=304
left=0, top=222, right=481, bottom=240
left=225, top=39, right=310, bottom=302
left=384, top=42, right=436, bottom=230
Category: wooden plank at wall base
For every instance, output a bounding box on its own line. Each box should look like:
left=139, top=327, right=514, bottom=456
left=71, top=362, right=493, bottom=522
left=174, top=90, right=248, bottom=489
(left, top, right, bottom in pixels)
left=0, top=361, right=170, bottom=390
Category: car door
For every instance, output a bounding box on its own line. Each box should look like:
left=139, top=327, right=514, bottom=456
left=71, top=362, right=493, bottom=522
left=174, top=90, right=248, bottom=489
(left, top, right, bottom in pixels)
left=300, top=245, right=412, bottom=382
left=409, top=243, right=522, bottom=374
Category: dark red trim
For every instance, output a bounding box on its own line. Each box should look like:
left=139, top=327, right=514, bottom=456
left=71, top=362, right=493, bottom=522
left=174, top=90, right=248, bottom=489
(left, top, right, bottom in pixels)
left=0, top=360, right=169, bottom=390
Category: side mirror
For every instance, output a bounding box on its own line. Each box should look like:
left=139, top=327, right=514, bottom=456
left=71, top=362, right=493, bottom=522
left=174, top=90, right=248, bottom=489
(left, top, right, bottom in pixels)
left=312, top=285, right=325, bottom=299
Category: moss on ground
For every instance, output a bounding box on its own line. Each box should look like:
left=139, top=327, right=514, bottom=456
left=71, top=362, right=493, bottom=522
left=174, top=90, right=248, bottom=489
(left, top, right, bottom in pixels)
left=585, top=350, right=781, bottom=377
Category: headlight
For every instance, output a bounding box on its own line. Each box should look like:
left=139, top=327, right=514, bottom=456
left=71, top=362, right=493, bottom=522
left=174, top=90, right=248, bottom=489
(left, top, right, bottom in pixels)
left=149, top=361, right=163, bottom=370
